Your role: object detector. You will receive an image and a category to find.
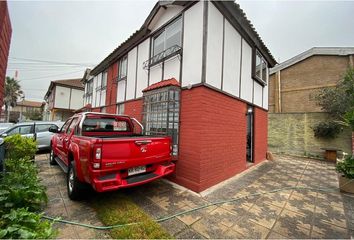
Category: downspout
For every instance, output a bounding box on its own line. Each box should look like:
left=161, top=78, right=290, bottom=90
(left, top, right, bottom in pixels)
left=277, top=71, right=282, bottom=113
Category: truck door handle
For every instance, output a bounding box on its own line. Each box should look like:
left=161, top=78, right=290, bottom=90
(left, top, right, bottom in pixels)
left=135, top=140, right=152, bottom=145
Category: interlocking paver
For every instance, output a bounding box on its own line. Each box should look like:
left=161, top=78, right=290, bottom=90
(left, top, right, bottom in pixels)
left=36, top=153, right=108, bottom=239
left=130, top=154, right=354, bottom=239
left=37, top=152, right=354, bottom=239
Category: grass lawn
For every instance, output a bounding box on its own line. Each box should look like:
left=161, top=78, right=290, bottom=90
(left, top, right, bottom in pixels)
left=91, top=192, right=171, bottom=239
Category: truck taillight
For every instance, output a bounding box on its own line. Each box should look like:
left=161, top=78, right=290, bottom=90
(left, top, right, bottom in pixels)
left=93, top=147, right=102, bottom=169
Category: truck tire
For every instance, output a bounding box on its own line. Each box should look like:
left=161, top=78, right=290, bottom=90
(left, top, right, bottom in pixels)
left=49, top=146, right=57, bottom=165
left=67, top=161, right=86, bottom=200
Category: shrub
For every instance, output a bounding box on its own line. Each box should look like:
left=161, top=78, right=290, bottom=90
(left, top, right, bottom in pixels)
left=336, top=155, right=354, bottom=179
left=0, top=159, right=47, bottom=214
left=0, top=208, right=55, bottom=239
left=4, top=134, right=37, bottom=160
left=312, top=121, right=342, bottom=139
left=0, top=134, right=55, bottom=239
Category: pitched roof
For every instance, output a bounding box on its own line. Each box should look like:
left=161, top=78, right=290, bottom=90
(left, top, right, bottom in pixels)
left=143, top=78, right=180, bottom=92
left=44, top=78, right=84, bottom=100
left=90, top=0, right=276, bottom=76
left=17, top=100, right=44, bottom=108
left=53, top=78, right=84, bottom=88
left=270, top=47, right=354, bottom=74
left=213, top=1, right=276, bottom=66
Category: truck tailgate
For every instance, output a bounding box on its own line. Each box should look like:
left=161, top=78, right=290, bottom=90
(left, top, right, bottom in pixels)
left=100, top=136, right=171, bottom=171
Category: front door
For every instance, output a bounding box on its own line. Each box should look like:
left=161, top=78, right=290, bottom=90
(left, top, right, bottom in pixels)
left=246, top=106, right=254, bottom=163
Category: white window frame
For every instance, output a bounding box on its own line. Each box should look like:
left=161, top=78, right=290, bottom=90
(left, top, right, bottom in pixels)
left=118, top=56, right=128, bottom=81
left=151, top=17, right=182, bottom=59
left=253, top=50, right=268, bottom=85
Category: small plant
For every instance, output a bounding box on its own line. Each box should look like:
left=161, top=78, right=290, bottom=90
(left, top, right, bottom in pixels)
left=343, top=109, right=354, bottom=131
left=336, top=155, right=354, bottom=179
left=0, top=208, right=55, bottom=239
left=312, top=121, right=342, bottom=139
left=4, top=134, right=37, bottom=160
left=0, top=134, right=55, bottom=239
left=0, top=159, right=47, bottom=214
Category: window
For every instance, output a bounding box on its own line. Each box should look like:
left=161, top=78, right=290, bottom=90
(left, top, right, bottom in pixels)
left=35, top=124, right=54, bottom=133
left=7, top=125, right=33, bottom=136
left=151, top=17, right=182, bottom=65
left=142, top=87, right=180, bottom=155
left=118, top=56, right=127, bottom=80
left=60, top=119, right=72, bottom=133
left=254, top=50, right=268, bottom=84
left=66, top=118, right=78, bottom=135
left=117, top=104, right=124, bottom=115
left=82, top=118, right=130, bottom=132
left=86, top=78, right=93, bottom=104
left=101, top=71, right=107, bottom=88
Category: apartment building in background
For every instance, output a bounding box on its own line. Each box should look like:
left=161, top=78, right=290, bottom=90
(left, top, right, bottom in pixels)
left=44, top=78, right=84, bottom=121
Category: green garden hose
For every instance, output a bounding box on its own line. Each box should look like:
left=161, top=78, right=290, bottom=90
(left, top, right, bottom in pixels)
left=42, top=184, right=353, bottom=230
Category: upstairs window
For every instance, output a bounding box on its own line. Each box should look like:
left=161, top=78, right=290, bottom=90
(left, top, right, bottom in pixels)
left=151, top=17, right=182, bottom=65
left=254, top=50, right=268, bottom=84
left=101, top=71, right=107, bottom=88
left=118, top=56, right=128, bottom=80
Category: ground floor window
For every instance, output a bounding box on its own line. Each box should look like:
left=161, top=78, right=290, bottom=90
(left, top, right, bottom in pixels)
left=142, top=86, right=180, bottom=155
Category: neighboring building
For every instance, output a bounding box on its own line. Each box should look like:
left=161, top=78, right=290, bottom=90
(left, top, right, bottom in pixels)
left=269, top=47, right=354, bottom=113
left=268, top=47, right=354, bottom=157
left=0, top=1, right=12, bottom=113
left=12, top=100, right=45, bottom=121
left=82, top=1, right=276, bottom=192
left=44, top=78, right=84, bottom=121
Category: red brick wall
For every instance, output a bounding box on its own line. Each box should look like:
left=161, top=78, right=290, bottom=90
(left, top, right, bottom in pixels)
left=0, top=1, right=12, bottom=110
left=91, top=107, right=101, bottom=113
left=253, top=107, right=268, bottom=164
left=172, top=85, right=268, bottom=192
left=124, top=99, right=143, bottom=122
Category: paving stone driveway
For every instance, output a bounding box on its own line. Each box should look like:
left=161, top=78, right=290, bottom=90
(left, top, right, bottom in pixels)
left=37, top=153, right=354, bottom=239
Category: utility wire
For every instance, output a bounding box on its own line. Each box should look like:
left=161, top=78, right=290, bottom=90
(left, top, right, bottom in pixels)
left=9, top=57, right=96, bottom=67
left=18, top=70, right=84, bottom=81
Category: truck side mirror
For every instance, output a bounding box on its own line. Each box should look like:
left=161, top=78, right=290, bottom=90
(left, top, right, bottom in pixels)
left=48, top=125, right=59, bottom=133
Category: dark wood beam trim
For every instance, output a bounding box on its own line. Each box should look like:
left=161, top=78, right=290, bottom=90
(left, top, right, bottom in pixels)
left=221, top=16, right=225, bottom=91
left=201, top=0, right=208, bottom=83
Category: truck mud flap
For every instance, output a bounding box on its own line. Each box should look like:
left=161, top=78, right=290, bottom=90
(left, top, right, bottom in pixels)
left=126, top=172, right=158, bottom=184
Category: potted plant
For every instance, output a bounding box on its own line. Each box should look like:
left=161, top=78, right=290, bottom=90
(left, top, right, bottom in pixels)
left=336, top=155, right=354, bottom=193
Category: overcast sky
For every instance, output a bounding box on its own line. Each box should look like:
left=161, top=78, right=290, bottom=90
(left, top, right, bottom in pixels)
left=6, top=0, right=354, bottom=101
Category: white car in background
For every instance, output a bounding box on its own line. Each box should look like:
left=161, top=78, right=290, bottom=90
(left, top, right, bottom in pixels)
left=0, top=123, right=14, bottom=134
left=0, top=121, right=64, bottom=150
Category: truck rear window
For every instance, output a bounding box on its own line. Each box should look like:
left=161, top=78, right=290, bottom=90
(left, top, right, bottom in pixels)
left=82, top=118, right=130, bottom=132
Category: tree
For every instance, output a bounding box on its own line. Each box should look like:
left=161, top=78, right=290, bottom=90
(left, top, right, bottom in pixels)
left=4, top=77, right=23, bottom=122
left=315, top=68, right=354, bottom=119
left=314, top=68, right=354, bottom=139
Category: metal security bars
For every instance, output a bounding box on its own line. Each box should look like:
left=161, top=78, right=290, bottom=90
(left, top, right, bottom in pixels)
left=142, top=86, right=180, bottom=155
left=143, top=45, right=182, bottom=70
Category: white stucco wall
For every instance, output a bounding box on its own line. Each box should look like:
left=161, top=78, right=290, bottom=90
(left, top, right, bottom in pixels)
left=206, top=3, right=223, bottom=89
left=164, top=56, right=180, bottom=81
left=181, top=1, right=203, bottom=87
left=70, top=88, right=84, bottom=110
left=240, top=39, right=253, bottom=103
left=223, top=20, right=242, bottom=97
left=54, top=86, right=70, bottom=109
left=136, top=38, right=150, bottom=98
left=149, top=6, right=184, bottom=32
left=126, top=47, right=137, bottom=101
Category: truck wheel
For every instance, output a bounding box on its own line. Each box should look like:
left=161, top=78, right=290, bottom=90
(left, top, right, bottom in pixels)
left=49, top=147, right=57, bottom=165
left=67, top=161, right=85, bottom=200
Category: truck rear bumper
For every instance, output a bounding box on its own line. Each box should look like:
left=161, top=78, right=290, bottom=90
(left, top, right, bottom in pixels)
left=92, top=162, right=175, bottom=192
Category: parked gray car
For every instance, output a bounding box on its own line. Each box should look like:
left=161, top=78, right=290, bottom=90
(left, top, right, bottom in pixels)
left=0, top=121, right=64, bottom=150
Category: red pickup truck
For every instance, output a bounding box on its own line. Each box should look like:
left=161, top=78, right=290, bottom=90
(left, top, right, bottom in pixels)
left=49, top=112, right=175, bottom=200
